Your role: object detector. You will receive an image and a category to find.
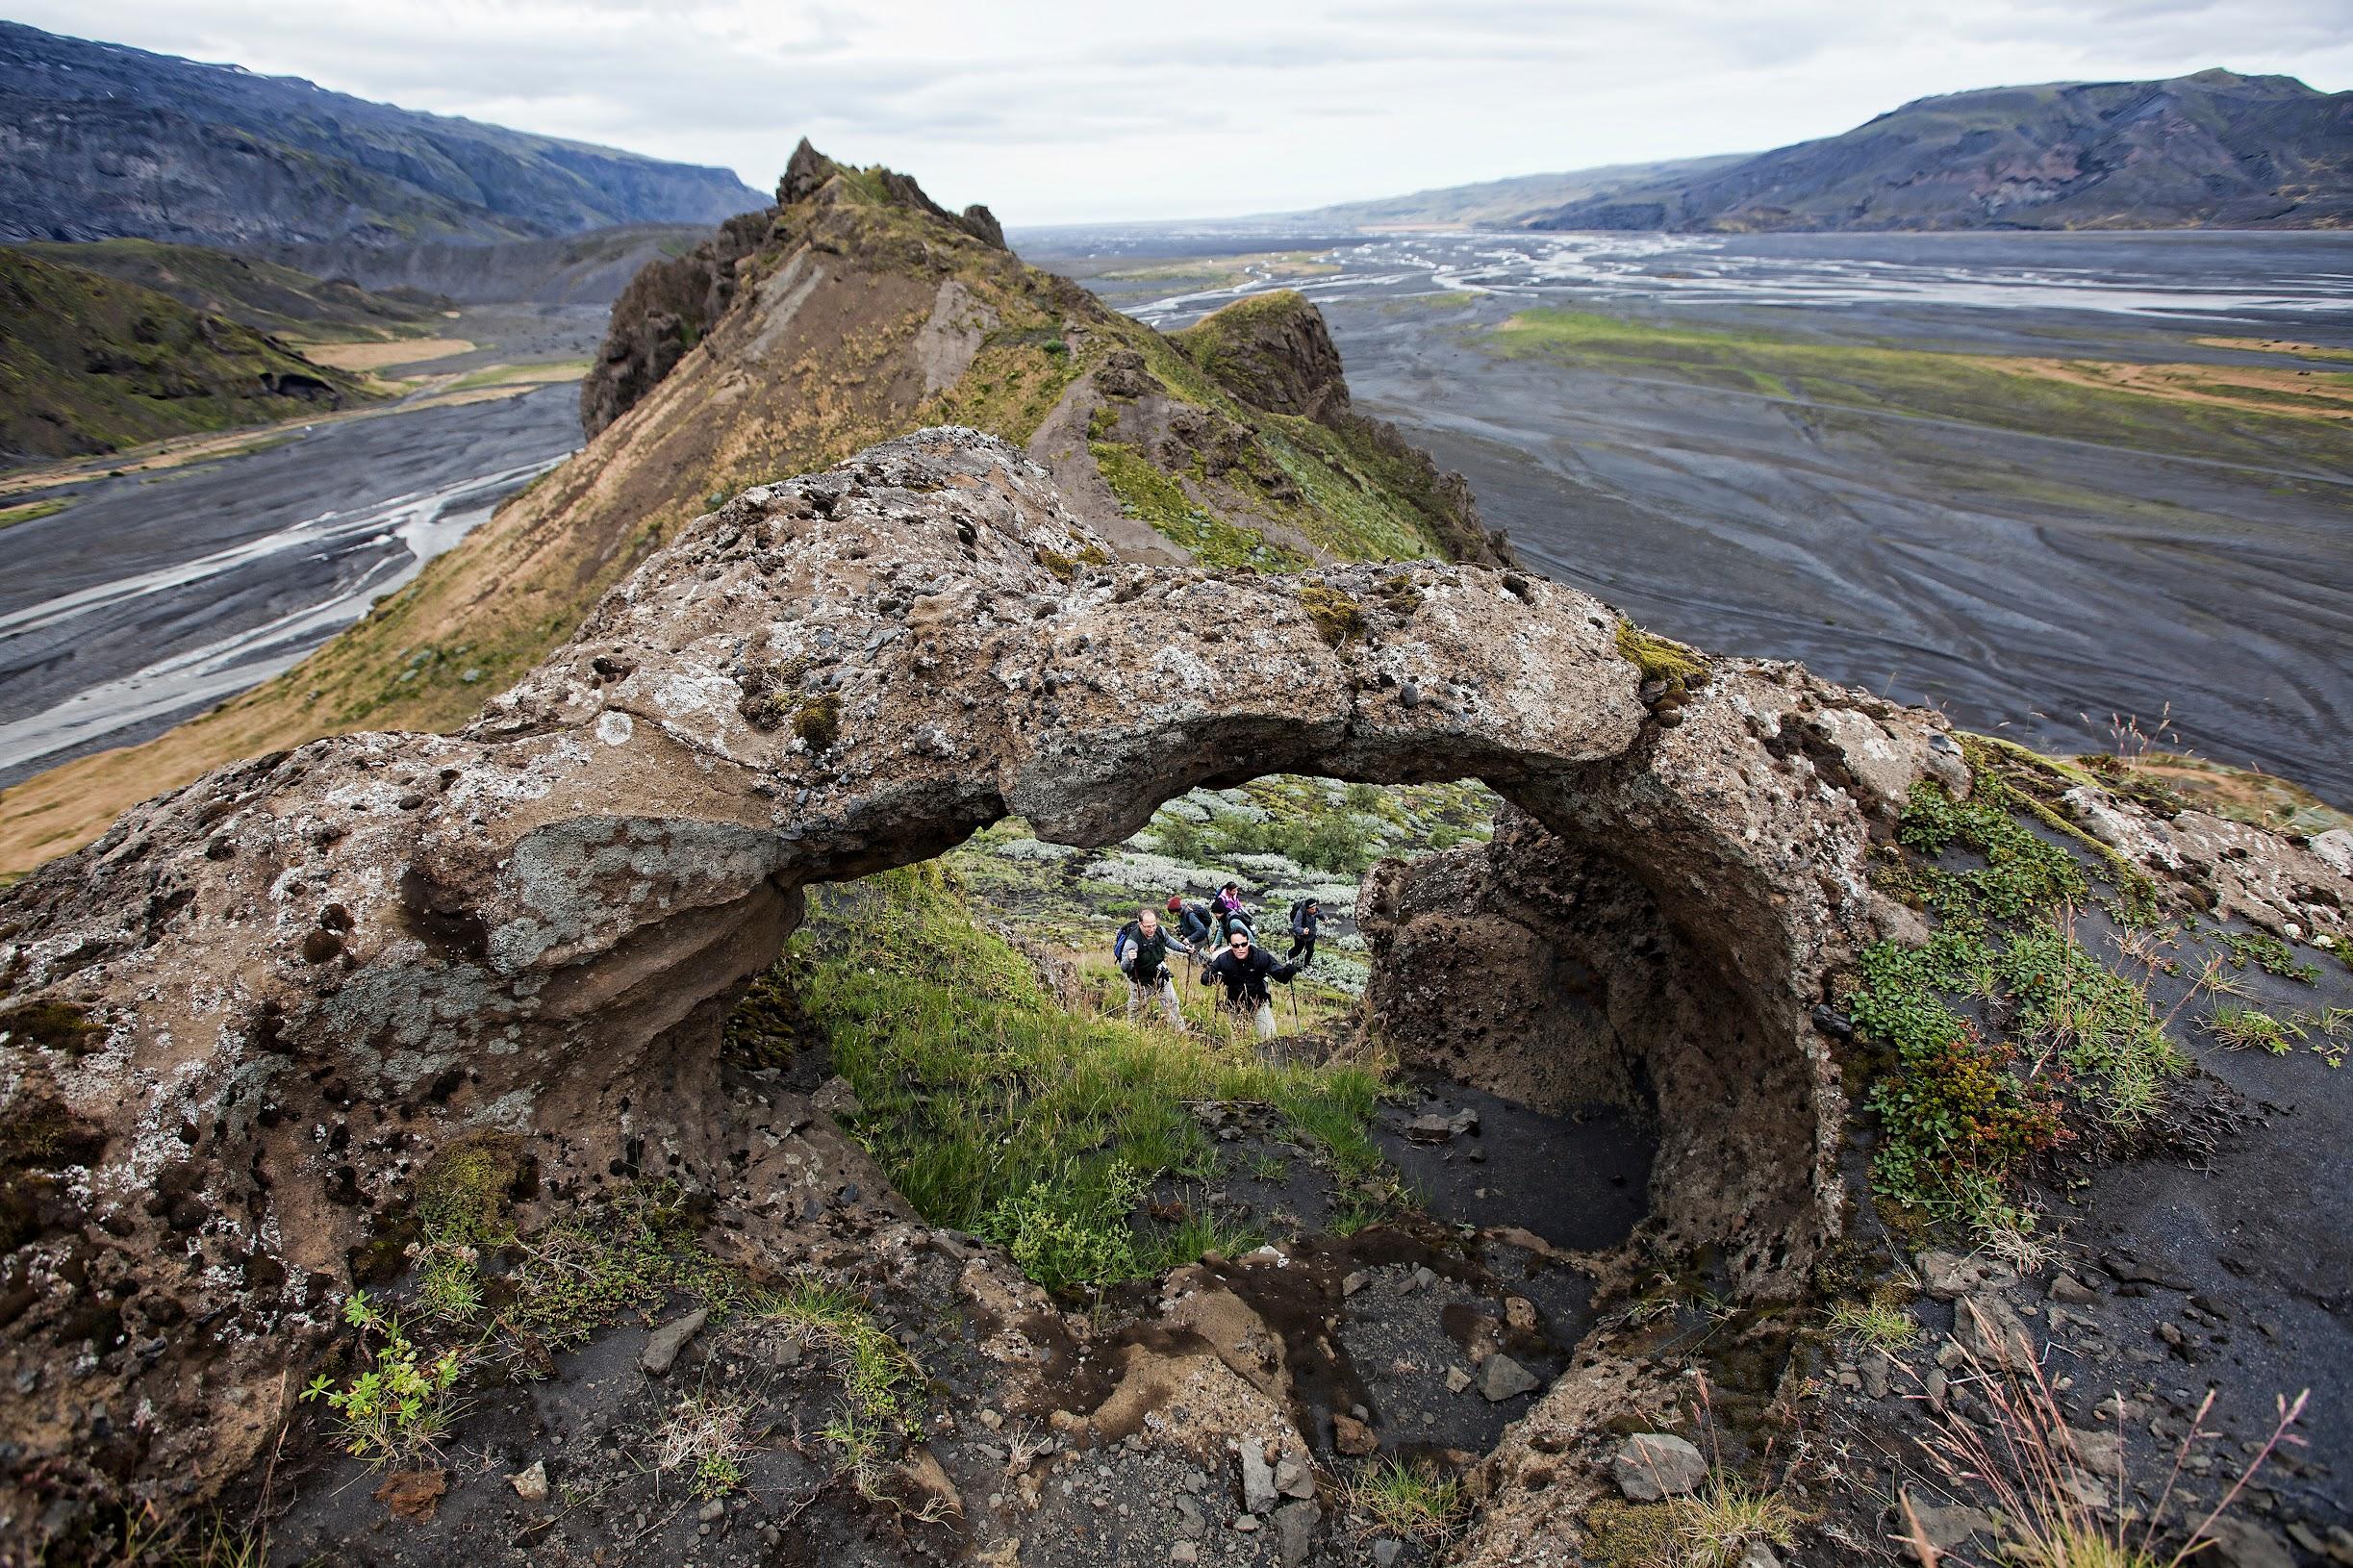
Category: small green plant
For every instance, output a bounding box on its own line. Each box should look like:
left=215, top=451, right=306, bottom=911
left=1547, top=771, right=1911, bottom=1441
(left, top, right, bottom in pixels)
left=1151, top=810, right=1207, bottom=862
left=300, top=1292, right=465, bottom=1463
left=1853, top=936, right=2065, bottom=1234
left=1826, top=1299, right=1918, bottom=1351
left=1897, top=780, right=2087, bottom=920
left=767, top=1274, right=924, bottom=1432
left=1343, top=1457, right=1468, bottom=1542
left=2221, top=931, right=2318, bottom=983
left=984, top=1159, right=1148, bottom=1292
left=2201, top=1005, right=2303, bottom=1054
left=654, top=1392, right=756, bottom=1501
left=1141, top=1204, right=1267, bottom=1271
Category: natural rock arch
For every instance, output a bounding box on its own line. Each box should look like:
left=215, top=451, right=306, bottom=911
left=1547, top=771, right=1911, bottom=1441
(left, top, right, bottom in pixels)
left=1, top=428, right=1954, bottom=1525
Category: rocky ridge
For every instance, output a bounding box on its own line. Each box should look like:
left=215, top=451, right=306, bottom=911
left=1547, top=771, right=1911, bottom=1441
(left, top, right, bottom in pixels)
left=0, top=143, right=1506, bottom=877
left=6, top=427, right=2348, bottom=1560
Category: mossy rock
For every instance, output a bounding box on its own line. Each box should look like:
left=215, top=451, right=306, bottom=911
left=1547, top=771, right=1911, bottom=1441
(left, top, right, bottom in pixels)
left=1614, top=620, right=1708, bottom=693
left=1299, top=583, right=1365, bottom=647
left=0, top=999, right=103, bottom=1056
left=795, top=693, right=843, bottom=752
left=417, top=1134, right=525, bottom=1243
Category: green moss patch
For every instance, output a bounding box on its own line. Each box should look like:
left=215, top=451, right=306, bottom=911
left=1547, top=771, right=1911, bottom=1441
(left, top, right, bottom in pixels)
left=1298, top=582, right=1365, bottom=646
left=1615, top=620, right=1708, bottom=692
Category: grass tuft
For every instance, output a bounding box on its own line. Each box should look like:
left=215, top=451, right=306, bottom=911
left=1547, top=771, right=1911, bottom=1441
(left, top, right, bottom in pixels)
left=1342, top=1458, right=1469, bottom=1542
left=1826, top=1299, right=1918, bottom=1351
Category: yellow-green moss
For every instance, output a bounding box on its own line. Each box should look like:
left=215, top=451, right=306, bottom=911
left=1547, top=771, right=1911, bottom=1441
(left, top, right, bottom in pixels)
left=1615, top=620, right=1708, bottom=689
left=795, top=693, right=843, bottom=752
left=1299, top=582, right=1366, bottom=646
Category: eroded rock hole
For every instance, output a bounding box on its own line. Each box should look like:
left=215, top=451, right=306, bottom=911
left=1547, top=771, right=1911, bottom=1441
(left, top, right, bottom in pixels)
left=721, top=772, right=1845, bottom=1480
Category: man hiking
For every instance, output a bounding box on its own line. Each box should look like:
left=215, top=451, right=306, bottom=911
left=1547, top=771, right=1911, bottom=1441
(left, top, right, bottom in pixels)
left=1115, top=906, right=1194, bottom=1029
left=1287, top=896, right=1323, bottom=967
left=1199, top=924, right=1300, bottom=1041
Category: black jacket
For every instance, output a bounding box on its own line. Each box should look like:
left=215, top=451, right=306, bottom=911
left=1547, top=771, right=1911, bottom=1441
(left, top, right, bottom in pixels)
left=1201, top=945, right=1298, bottom=1004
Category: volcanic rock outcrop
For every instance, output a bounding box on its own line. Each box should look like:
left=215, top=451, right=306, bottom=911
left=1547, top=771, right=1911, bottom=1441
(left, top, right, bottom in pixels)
left=4, top=428, right=2348, bottom=1552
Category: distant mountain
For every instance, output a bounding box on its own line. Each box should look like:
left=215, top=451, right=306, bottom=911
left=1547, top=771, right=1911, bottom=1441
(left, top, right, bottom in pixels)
left=1523, top=69, right=2353, bottom=232
left=6, top=239, right=450, bottom=338
left=0, top=248, right=373, bottom=466
left=1263, top=155, right=1751, bottom=229
left=0, top=20, right=766, bottom=248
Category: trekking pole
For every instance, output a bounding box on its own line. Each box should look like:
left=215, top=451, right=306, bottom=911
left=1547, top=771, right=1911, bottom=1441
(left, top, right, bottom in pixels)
left=1288, top=982, right=1301, bottom=1033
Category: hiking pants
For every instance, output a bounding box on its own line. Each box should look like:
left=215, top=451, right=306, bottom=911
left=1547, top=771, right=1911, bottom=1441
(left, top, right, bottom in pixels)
left=1287, top=933, right=1315, bottom=966
left=1127, top=972, right=1185, bottom=1029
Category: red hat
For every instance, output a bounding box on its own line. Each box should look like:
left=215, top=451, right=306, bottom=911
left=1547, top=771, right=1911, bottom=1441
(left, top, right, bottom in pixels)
left=1166, top=896, right=1182, bottom=912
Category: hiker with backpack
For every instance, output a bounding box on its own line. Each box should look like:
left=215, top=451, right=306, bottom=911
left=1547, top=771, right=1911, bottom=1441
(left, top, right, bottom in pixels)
left=1199, top=923, right=1300, bottom=1041
left=1214, top=882, right=1254, bottom=943
left=1287, top=897, right=1322, bottom=967
left=1114, top=905, right=1194, bottom=1029
left=1169, top=894, right=1217, bottom=949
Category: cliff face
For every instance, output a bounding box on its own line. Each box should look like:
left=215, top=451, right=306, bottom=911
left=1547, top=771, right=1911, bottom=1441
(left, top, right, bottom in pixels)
left=0, top=143, right=1506, bottom=875
left=0, top=248, right=374, bottom=466
left=0, top=20, right=764, bottom=247
left=1522, top=69, right=2352, bottom=231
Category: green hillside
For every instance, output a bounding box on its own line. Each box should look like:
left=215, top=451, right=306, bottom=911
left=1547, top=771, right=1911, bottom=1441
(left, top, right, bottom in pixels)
left=0, top=249, right=376, bottom=466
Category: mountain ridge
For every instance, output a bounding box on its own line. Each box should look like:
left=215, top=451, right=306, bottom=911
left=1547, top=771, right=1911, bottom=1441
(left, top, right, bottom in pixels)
left=0, top=248, right=377, bottom=466
left=1235, top=68, right=2349, bottom=233
left=1525, top=68, right=2352, bottom=232
left=0, top=143, right=1507, bottom=874
left=0, top=19, right=766, bottom=248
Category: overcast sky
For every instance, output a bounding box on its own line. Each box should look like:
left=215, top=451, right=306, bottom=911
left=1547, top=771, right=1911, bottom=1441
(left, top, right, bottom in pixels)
left=16, top=0, right=2352, bottom=225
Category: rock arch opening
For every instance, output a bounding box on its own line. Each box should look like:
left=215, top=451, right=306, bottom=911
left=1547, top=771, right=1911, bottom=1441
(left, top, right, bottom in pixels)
left=1, top=427, right=1953, bottom=1519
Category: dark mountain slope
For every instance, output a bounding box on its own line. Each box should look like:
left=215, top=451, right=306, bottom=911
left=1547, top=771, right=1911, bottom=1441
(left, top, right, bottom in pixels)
left=1524, top=69, right=2352, bottom=232
left=0, top=248, right=373, bottom=465
left=0, top=20, right=765, bottom=247
left=6, top=239, right=449, bottom=339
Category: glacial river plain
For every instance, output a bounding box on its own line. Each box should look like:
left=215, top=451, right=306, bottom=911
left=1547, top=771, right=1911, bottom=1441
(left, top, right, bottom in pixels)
left=1031, top=227, right=2353, bottom=800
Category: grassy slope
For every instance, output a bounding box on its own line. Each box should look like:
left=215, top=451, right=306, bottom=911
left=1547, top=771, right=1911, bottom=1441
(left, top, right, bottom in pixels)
left=739, top=863, right=1389, bottom=1294
left=0, top=181, right=1497, bottom=874
left=0, top=249, right=376, bottom=465
left=7, top=240, right=447, bottom=341
left=1486, top=308, right=2353, bottom=476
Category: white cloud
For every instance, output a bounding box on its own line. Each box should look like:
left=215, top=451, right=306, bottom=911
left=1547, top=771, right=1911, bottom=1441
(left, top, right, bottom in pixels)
left=13, top=0, right=2348, bottom=223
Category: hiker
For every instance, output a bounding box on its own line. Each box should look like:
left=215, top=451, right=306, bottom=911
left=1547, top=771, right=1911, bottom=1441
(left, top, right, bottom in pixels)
left=1287, top=897, right=1322, bottom=966
left=1214, top=882, right=1253, bottom=942
left=1115, top=906, right=1194, bottom=1029
left=1170, top=894, right=1217, bottom=949
left=1199, top=924, right=1300, bottom=1041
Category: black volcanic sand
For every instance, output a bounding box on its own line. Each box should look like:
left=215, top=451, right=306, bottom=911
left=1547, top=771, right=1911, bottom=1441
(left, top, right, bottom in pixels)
left=1325, top=290, right=2352, bottom=799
